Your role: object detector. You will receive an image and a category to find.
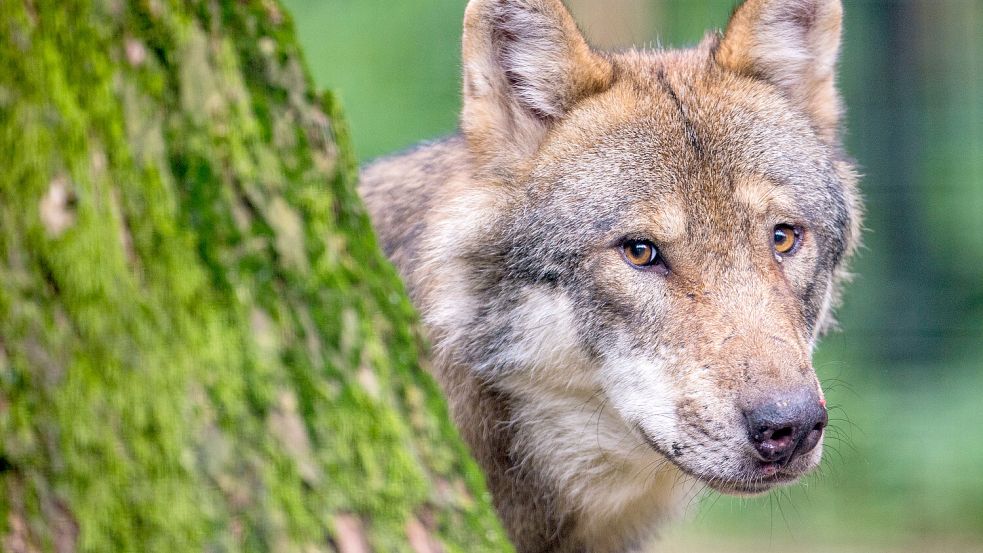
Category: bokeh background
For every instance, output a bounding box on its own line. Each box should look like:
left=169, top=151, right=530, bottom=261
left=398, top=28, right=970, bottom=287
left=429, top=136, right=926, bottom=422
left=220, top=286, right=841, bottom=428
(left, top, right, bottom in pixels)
left=281, top=1, right=983, bottom=551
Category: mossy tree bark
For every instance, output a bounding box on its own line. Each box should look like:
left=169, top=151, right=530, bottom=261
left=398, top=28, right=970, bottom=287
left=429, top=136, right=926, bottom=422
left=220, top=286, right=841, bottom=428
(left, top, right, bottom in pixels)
left=0, top=1, right=511, bottom=552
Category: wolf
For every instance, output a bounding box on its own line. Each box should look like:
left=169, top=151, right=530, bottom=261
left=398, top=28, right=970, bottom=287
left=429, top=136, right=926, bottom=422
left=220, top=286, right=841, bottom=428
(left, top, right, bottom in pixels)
left=360, top=0, right=862, bottom=551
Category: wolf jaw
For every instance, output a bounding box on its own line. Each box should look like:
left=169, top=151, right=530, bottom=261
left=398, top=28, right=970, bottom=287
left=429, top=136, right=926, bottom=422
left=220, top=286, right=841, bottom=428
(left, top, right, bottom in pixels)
left=359, top=0, right=862, bottom=551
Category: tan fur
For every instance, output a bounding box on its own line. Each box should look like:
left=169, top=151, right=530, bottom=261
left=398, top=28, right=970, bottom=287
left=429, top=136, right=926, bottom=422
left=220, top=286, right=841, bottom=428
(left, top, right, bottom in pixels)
left=360, top=1, right=861, bottom=551
left=717, top=0, right=845, bottom=142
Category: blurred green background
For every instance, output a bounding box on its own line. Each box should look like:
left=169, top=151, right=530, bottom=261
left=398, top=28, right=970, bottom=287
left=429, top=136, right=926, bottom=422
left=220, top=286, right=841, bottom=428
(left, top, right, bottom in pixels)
left=281, top=0, right=983, bottom=551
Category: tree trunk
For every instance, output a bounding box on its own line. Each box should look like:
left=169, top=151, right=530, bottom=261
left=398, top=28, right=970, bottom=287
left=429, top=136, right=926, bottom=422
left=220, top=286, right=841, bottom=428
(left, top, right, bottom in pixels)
left=0, top=1, right=511, bottom=552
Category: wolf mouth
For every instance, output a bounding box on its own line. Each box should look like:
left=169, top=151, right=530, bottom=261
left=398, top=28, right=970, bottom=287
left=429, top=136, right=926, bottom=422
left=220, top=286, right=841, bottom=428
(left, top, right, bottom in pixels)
left=634, top=424, right=804, bottom=496
left=704, top=472, right=799, bottom=495
left=704, top=472, right=801, bottom=496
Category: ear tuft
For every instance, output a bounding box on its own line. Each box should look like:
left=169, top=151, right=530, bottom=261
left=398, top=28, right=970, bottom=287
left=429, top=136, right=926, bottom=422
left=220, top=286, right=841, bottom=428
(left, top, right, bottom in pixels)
left=716, top=0, right=844, bottom=142
left=490, top=2, right=610, bottom=118
left=462, top=0, right=613, bottom=169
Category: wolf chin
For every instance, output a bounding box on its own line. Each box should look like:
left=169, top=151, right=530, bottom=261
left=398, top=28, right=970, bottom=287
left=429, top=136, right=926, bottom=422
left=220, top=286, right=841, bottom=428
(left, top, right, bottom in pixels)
left=360, top=0, right=863, bottom=551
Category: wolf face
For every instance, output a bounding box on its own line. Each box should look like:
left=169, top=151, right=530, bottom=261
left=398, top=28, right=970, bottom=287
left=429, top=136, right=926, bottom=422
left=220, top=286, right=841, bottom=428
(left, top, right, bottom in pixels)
left=361, top=0, right=862, bottom=550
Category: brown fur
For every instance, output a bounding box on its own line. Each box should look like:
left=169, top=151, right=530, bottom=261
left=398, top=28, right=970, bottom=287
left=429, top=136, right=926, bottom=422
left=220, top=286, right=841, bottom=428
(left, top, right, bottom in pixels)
left=361, top=1, right=861, bottom=551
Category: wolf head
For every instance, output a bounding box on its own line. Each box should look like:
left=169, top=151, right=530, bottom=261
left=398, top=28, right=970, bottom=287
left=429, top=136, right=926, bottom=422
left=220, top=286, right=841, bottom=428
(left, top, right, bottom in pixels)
left=426, top=0, right=861, bottom=516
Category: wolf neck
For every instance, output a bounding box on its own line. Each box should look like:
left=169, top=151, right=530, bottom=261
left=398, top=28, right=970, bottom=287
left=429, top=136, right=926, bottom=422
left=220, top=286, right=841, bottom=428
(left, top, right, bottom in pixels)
left=437, top=354, right=695, bottom=553
left=501, top=374, right=696, bottom=552
left=360, top=137, right=696, bottom=552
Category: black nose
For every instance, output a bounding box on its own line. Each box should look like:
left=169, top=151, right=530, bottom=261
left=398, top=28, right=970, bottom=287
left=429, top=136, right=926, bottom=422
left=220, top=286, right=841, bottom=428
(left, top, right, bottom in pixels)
left=745, top=392, right=828, bottom=465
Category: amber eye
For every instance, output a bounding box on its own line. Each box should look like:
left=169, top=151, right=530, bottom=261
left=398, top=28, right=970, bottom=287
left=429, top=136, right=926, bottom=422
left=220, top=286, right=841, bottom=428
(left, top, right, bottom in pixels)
left=773, top=224, right=801, bottom=255
left=622, top=239, right=663, bottom=269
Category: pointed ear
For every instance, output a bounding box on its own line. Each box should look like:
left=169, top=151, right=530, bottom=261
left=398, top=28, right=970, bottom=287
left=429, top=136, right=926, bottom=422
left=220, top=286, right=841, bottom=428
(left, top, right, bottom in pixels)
left=716, top=0, right=844, bottom=143
left=461, top=0, right=614, bottom=170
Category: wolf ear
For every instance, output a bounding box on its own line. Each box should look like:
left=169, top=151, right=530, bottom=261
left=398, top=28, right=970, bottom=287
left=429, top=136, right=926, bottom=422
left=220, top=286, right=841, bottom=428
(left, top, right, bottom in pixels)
left=716, top=0, right=844, bottom=142
left=461, top=0, right=614, bottom=169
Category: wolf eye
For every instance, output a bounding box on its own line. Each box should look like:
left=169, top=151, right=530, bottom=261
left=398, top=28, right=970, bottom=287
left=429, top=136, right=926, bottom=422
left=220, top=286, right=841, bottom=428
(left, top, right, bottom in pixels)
left=621, top=239, right=665, bottom=272
left=773, top=224, right=801, bottom=255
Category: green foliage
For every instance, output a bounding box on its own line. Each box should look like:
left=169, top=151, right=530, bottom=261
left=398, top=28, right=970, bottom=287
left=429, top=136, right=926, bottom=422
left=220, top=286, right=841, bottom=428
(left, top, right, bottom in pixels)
left=283, top=0, right=467, bottom=161
left=0, top=0, right=511, bottom=551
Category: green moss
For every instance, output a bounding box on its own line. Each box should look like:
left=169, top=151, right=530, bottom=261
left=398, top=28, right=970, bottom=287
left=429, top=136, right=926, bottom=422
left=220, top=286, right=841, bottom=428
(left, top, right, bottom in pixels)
left=0, top=0, right=512, bottom=551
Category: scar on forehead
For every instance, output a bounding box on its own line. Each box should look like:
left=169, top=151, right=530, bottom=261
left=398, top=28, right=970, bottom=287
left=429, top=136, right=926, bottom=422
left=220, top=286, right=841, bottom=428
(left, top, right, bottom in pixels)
left=733, top=176, right=794, bottom=214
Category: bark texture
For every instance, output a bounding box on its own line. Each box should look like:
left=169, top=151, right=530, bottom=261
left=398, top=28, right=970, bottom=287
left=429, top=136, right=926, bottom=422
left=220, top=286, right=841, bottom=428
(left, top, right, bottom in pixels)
left=0, top=1, right=511, bottom=552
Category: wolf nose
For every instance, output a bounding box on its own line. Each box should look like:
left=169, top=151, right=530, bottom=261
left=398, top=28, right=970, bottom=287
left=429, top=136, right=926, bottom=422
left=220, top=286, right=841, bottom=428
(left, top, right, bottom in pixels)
left=745, top=393, right=828, bottom=464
